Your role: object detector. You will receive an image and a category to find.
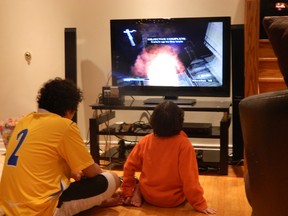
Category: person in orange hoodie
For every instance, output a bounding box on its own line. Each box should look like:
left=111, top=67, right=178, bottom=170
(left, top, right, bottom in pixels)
left=121, top=101, right=216, bottom=214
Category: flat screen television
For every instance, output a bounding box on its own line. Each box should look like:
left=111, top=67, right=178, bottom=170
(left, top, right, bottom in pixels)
left=110, top=16, right=231, bottom=105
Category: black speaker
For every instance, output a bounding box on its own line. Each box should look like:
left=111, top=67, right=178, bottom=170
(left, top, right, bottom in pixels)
left=65, top=28, right=77, bottom=82
left=231, top=24, right=244, bottom=162
left=65, top=28, right=77, bottom=122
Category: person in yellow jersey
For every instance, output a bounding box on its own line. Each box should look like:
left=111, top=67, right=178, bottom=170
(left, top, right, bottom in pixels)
left=0, top=77, right=122, bottom=216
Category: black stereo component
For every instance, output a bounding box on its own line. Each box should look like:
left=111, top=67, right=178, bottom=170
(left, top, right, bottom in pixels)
left=182, top=122, right=212, bottom=135
left=100, top=86, right=124, bottom=105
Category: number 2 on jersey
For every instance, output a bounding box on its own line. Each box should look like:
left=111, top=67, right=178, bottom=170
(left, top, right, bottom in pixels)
left=7, top=129, right=28, bottom=166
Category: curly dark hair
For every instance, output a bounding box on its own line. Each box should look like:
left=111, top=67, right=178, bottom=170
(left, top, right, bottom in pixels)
left=149, top=101, right=184, bottom=137
left=37, top=77, right=83, bottom=117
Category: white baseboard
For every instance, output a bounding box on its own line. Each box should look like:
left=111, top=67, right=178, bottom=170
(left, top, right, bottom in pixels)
left=0, top=139, right=5, bottom=152
left=96, top=140, right=233, bottom=151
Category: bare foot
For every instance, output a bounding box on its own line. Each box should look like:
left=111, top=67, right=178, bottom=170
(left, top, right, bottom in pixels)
left=100, top=191, right=124, bottom=207
left=130, top=184, right=142, bottom=207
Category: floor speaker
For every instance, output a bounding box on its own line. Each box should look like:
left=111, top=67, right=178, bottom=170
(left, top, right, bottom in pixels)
left=65, top=28, right=77, bottom=122
left=231, top=24, right=244, bottom=162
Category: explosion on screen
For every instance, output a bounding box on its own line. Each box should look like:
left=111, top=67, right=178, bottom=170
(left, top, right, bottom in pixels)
left=131, top=45, right=185, bottom=86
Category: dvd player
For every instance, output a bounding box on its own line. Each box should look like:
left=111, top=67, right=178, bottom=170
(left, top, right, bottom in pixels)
left=182, top=122, right=212, bottom=135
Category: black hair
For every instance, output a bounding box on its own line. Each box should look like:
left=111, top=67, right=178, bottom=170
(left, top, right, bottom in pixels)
left=37, top=77, right=83, bottom=117
left=149, top=101, right=184, bottom=137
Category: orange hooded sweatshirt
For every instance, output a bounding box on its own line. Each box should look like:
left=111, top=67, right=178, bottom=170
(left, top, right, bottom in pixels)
left=121, top=131, right=208, bottom=212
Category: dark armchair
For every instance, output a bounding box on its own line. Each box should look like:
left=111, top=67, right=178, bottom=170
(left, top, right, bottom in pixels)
left=239, top=16, right=288, bottom=216
left=239, top=90, right=288, bottom=215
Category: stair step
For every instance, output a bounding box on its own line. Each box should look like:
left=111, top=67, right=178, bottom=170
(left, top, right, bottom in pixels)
left=258, top=77, right=287, bottom=93
left=259, top=39, right=276, bottom=58
left=258, top=62, right=281, bottom=76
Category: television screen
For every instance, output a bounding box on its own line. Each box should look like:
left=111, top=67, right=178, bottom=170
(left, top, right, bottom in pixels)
left=110, top=17, right=231, bottom=104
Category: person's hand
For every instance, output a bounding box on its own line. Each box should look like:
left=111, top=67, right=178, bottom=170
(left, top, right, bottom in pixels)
left=200, top=207, right=216, bottom=214
left=123, top=196, right=132, bottom=205
left=71, top=171, right=83, bottom=181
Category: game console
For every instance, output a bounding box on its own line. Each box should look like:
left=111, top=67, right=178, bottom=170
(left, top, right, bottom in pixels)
left=100, top=86, right=124, bottom=105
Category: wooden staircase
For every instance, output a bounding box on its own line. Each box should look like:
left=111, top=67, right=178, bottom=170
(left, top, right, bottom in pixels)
left=258, top=39, right=287, bottom=93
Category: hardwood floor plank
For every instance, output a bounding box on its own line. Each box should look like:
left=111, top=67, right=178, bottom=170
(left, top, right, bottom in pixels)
left=0, top=152, right=252, bottom=216
left=77, top=167, right=252, bottom=216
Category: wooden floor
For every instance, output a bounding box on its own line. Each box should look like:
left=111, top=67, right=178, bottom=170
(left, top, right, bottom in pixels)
left=0, top=151, right=252, bottom=216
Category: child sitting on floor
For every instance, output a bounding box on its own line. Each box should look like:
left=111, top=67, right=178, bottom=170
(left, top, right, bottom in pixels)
left=121, top=101, right=216, bottom=214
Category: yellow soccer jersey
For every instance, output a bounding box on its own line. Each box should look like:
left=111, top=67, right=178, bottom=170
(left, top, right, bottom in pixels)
left=0, top=112, right=94, bottom=215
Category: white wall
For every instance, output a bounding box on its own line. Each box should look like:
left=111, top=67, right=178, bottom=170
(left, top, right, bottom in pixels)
left=0, top=0, right=244, bottom=145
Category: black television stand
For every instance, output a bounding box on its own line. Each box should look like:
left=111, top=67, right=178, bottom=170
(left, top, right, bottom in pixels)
left=143, top=97, right=196, bottom=105
left=89, top=99, right=231, bottom=175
